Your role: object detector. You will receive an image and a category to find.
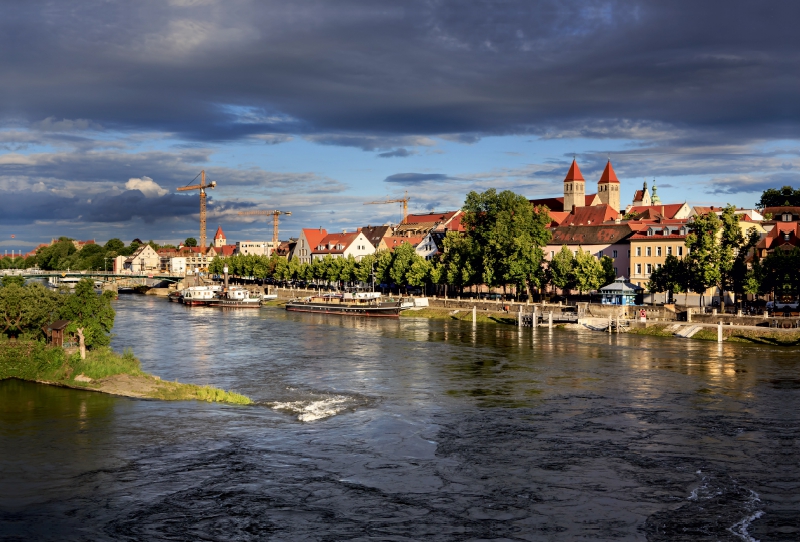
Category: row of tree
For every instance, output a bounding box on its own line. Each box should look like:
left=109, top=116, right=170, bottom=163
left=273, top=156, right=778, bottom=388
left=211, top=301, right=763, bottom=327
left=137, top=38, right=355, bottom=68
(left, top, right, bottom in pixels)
left=0, top=237, right=184, bottom=272
left=0, top=277, right=115, bottom=357
left=647, top=204, right=792, bottom=307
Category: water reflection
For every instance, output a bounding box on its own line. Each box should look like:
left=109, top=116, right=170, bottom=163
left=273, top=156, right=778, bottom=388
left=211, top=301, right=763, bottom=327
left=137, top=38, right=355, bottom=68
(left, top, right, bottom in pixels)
left=0, top=296, right=796, bottom=540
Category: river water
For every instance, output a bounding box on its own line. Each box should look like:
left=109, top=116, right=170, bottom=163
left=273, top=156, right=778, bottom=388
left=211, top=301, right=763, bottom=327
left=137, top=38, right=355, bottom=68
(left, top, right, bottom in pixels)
left=1, top=296, right=798, bottom=541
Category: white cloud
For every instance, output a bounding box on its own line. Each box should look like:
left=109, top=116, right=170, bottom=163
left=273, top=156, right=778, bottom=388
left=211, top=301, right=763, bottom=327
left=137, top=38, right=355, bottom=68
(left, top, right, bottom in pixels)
left=125, top=176, right=168, bottom=197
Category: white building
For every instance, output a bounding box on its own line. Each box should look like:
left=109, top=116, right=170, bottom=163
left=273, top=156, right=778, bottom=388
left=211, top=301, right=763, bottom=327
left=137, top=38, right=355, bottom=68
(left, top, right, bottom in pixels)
left=311, top=230, right=375, bottom=261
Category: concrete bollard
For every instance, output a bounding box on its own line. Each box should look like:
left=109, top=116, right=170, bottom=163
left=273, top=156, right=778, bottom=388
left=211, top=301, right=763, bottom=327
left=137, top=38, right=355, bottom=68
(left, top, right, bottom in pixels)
left=548, top=312, right=553, bottom=329
left=718, top=321, right=723, bottom=343
left=532, top=307, right=537, bottom=329
left=687, top=308, right=692, bottom=323
left=472, top=305, right=476, bottom=325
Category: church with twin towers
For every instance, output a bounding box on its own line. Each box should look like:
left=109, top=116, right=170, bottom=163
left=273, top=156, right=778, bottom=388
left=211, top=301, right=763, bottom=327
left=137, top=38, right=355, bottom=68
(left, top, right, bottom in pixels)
left=530, top=159, right=669, bottom=220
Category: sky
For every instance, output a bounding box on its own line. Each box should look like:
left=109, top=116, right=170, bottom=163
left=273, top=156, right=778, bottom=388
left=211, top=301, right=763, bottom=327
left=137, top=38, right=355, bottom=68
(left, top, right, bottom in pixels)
left=1, top=0, right=798, bottom=252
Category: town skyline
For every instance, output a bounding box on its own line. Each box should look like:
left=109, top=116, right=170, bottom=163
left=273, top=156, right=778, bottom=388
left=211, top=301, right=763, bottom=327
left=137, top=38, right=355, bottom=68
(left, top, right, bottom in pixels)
left=2, top=1, right=798, bottom=250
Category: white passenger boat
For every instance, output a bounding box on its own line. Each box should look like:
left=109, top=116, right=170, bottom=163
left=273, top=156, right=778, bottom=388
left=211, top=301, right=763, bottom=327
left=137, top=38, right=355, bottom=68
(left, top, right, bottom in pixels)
left=208, top=287, right=262, bottom=309
left=181, top=285, right=221, bottom=306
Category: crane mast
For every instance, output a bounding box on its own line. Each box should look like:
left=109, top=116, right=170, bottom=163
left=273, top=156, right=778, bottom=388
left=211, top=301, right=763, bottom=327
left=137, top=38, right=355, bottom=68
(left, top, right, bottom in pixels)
left=176, top=170, right=217, bottom=250
left=238, top=209, right=292, bottom=253
left=363, top=191, right=410, bottom=223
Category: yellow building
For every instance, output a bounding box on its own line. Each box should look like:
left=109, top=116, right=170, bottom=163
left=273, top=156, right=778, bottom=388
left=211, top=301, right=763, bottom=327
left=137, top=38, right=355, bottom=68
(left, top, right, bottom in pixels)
left=628, top=223, right=690, bottom=288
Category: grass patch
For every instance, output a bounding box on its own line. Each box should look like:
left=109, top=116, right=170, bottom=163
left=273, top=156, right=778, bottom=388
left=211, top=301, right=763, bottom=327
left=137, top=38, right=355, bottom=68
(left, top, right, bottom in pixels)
left=0, top=339, right=252, bottom=404
left=261, top=299, right=286, bottom=307
left=626, top=325, right=675, bottom=337
left=147, top=382, right=252, bottom=404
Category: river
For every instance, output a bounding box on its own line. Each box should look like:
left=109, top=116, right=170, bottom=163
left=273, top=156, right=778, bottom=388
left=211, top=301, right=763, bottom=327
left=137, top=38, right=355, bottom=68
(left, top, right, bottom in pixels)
left=1, top=296, right=798, bottom=541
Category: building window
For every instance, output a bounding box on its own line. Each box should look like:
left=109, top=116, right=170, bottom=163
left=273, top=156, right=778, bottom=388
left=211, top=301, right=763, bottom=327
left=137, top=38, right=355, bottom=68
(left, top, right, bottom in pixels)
left=678, top=247, right=684, bottom=256
left=636, top=263, right=642, bottom=275
left=636, top=247, right=641, bottom=257
left=646, top=263, right=652, bottom=274
left=550, top=251, right=554, bottom=258
left=598, top=251, right=603, bottom=258
left=656, top=247, right=662, bottom=257
left=667, top=246, right=672, bottom=256
left=612, top=250, right=618, bottom=258
left=646, top=247, right=651, bottom=256
left=613, top=267, right=618, bottom=275
left=628, top=250, right=631, bottom=257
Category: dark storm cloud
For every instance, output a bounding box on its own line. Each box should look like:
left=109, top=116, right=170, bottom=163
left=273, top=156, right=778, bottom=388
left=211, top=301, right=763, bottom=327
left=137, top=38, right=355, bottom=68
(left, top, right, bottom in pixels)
left=2, top=1, right=798, bottom=144
left=384, top=173, right=450, bottom=184
left=0, top=189, right=198, bottom=226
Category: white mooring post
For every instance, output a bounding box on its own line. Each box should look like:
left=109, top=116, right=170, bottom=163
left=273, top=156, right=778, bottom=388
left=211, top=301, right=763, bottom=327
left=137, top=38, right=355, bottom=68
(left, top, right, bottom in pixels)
left=532, top=307, right=537, bottom=330
left=718, top=321, right=723, bottom=343
left=548, top=312, right=553, bottom=329
left=472, top=305, right=477, bottom=326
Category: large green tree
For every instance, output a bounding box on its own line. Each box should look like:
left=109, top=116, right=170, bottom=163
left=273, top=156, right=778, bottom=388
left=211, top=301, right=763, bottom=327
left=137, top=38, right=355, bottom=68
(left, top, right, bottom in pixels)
left=549, top=246, right=575, bottom=295
left=0, top=282, right=62, bottom=340
left=757, top=185, right=800, bottom=209
left=461, top=188, right=551, bottom=297
left=572, top=249, right=603, bottom=295
left=58, top=279, right=116, bottom=358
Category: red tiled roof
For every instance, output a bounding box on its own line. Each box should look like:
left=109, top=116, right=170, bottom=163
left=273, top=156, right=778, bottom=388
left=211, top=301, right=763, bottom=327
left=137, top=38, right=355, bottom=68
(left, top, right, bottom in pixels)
left=598, top=160, right=619, bottom=184
left=381, top=236, right=423, bottom=250
left=627, top=204, right=685, bottom=219
left=313, top=232, right=360, bottom=255
left=632, top=189, right=645, bottom=202
left=547, top=211, right=571, bottom=226
left=757, top=221, right=800, bottom=251
left=302, top=228, right=328, bottom=252
left=402, top=211, right=458, bottom=225
left=530, top=195, right=599, bottom=213
left=559, top=204, right=619, bottom=226
left=563, top=159, right=584, bottom=182
left=215, top=245, right=236, bottom=257
left=551, top=224, right=636, bottom=245
left=214, top=226, right=225, bottom=240
left=630, top=233, right=688, bottom=240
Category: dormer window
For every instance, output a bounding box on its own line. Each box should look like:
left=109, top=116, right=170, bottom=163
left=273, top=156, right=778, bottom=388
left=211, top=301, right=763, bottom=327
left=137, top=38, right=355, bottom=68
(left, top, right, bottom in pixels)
left=785, top=232, right=791, bottom=241
left=783, top=213, right=792, bottom=222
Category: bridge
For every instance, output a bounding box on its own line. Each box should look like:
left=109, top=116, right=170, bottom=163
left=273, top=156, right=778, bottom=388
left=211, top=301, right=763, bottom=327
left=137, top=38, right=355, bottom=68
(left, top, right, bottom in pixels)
left=2, top=269, right=186, bottom=284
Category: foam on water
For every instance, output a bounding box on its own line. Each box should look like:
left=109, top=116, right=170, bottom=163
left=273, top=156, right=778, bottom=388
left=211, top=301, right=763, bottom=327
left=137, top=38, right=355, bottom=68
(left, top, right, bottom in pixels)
left=728, top=490, right=764, bottom=542
left=270, top=395, right=355, bottom=422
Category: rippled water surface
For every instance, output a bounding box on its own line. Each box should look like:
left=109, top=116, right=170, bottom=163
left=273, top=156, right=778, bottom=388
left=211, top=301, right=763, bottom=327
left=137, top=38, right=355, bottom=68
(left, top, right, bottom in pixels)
left=1, top=296, right=798, bottom=540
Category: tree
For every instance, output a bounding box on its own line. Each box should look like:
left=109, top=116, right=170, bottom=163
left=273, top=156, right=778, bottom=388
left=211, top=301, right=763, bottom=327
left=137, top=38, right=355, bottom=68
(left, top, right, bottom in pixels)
left=759, top=247, right=800, bottom=302
left=406, top=257, right=431, bottom=290
left=0, top=282, right=62, bottom=340
left=572, top=249, right=603, bottom=295
left=685, top=212, right=722, bottom=306
left=184, top=237, right=198, bottom=247
left=461, top=189, right=551, bottom=297
left=58, top=279, right=116, bottom=358
left=354, top=254, right=375, bottom=285
left=600, top=256, right=616, bottom=287
left=104, top=238, right=125, bottom=252
left=757, top=185, right=800, bottom=209
left=389, top=243, right=417, bottom=288
left=647, top=255, right=687, bottom=304
left=550, top=246, right=575, bottom=295
left=440, top=232, right=479, bottom=295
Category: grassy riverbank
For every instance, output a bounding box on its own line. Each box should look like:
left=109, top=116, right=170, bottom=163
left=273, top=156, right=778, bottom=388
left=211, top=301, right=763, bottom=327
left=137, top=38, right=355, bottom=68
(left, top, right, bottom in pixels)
left=0, top=341, right=252, bottom=404
left=627, top=324, right=800, bottom=346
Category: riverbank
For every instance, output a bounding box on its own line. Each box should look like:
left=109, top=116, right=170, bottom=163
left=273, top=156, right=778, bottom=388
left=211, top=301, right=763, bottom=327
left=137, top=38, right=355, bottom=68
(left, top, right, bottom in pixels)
left=627, top=323, right=800, bottom=346
left=0, top=341, right=252, bottom=404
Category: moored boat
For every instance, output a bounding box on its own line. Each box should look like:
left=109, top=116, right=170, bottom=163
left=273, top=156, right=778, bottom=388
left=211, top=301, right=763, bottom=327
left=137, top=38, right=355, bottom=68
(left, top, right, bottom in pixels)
left=285, top=292, right=401, bottom=317
left=208, top=287, right=262, bottom=309
left=181, top=285, right=220, bottom=306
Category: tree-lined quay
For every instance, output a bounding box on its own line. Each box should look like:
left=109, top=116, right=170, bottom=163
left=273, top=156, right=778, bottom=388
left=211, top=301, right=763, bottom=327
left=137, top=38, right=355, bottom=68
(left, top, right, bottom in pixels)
left=3, top=185, right=799, bottom=311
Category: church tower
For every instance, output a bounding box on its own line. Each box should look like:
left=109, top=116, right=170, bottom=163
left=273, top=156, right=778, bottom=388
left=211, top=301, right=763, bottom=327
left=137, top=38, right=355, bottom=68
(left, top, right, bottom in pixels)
left=563, top=159, right=585, bottom=212
left=597, top=160, right=620, bottom=212
left=213, top=225, right=227, bottom=248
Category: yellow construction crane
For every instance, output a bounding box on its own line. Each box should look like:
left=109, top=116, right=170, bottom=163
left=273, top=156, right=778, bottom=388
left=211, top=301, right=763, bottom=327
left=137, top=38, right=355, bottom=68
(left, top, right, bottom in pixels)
left=176, top=170, right=217, bottom=250
left=364, top=190, right=410, bottom=223
left=238, top=210, right=292, bottom=252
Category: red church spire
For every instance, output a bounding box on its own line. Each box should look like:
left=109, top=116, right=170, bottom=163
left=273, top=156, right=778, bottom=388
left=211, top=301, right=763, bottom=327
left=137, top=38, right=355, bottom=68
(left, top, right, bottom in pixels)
left=214, top=226, right=225, bottom=240
left=563, top=159, right=585, bottom=182
left=598, top=160, right=620, bottom=184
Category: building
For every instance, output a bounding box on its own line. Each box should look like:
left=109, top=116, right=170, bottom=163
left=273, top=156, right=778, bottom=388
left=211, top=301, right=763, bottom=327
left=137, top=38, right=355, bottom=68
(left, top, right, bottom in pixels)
left=545, top=224, right=638, bottom=278
left=359, top=225, right=394, bottom=249
left=628, top=222, right=691, bottom=287
left=393, top=210, right=462, bottom=238
left=600, top=278, right=644, bottom=306
left=123, top=244, right=160, bottom=273
left=630, top=181, right=652, bottom=208
left=596, top=160, right=621, bottom=212
left=378, top=236, right=423, bottom=252
left=626, top=202, right=692, bottom=220
left=213, top=226, right=227, bottom=248
left=235, top=241, right=271, bottom=256
left=295, top=228, right=328, bottom=265
left=311, top=230, right=375, bottom=261
left=755, top=206, right=800, bottom=258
